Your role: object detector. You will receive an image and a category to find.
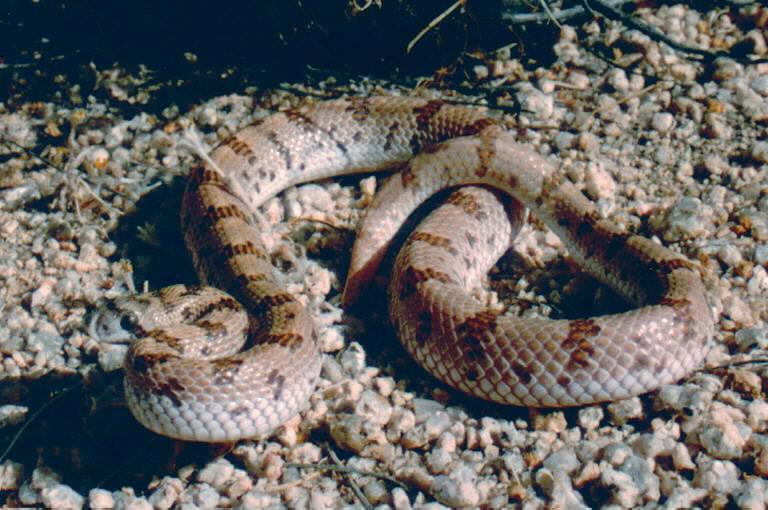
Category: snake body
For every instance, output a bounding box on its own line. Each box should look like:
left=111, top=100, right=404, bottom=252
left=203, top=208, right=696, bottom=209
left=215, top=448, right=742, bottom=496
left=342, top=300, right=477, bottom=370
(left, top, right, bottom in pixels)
left=90, top=96, right=713, bottom=441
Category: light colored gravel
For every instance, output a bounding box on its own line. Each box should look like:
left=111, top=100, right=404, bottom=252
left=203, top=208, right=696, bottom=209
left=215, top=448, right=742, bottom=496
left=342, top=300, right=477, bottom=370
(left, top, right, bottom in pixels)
left=1, top=4, right=768, bottom=509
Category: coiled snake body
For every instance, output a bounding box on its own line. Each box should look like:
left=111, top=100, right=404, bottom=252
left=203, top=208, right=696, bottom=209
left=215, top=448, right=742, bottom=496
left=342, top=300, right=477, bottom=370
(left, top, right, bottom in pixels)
left=91, top=96, right=713, bottom=442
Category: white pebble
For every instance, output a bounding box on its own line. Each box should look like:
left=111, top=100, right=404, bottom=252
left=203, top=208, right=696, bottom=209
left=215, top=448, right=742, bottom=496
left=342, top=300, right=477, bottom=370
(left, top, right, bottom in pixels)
left=391, top=487, right=412, bottom=510
left=296, top=184, right=334, bottom=212
left=338, top=342, right=367, bottom=376
left=717, top=244, right=743, bottom=267
left=693, top=458, right=741, bottom=493
left=746, top=400, right=768, bottom=431
left=354, top=390, right=392, bottom=426
left=519, top=87, right=554, bottom=120
left=88, top=489, right=115, bottom=510
left=735, top=478, right=768, bottom=510
left=577, top=406, right=603, bottom=431
left=672, top=443, right=696, bottom=471
left=543, top=446, right=580, bottom=474
left=431, top=468, right=480, bottom=507
left=426, top=447, right=454, bottom=474
left=0, top=460, right=23, bottom=491
left=606, top=68, right=630, bottom=92
left=751, top=75, right=768, bottom=95
left=664, top=486, right=708, bottom=508
left=703, top=113, right=732, bottom=139
left=197, top=458, right=235, bottom=489
left=747, top=265, right=768, bottom=294
left=658, top=197, right=710, bottom=241
left=734, top=327, right=768, bottom=351
left=362, top=480, right=388, bottom=505
left=750, top=141, right=768, bottom=163
left=30, top=278, right=56, bottom=308
left=699, top=408, right=750, bottom=459
left=147, top=478, right=183, bottom=509
left=651, top=112, right=675, bottom=132
left=534, top=468, right=585, bottom=508
left=568, top=71, right=590, bottom=89
left=40, top=484, right=85, bottom=510
left=283, top=198, right=303, bottom=221
left=585, top=163, right=617, bottom=200
left=183, top=484, right=219, bottom=508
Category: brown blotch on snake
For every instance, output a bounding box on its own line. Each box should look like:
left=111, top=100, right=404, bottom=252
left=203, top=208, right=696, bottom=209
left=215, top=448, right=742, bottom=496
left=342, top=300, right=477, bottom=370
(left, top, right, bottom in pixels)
left=212, top=359, right=243, bottom=385
left=221, top=241, right=264, bottom=258
left=130, top=351, right=180, bottom=374
left=263, top=333, right=304, bottom=349
left=563, top=319, right=601, bottom=347
left=221, top=135, right=256, bottom=161
left=196, top=320, right=229, bottom=340
left=412, top=100, right=447, bottom=131
left=154, top=378, right=185, bottom=408
left=206, top=204, right=251, bottom=222
left=267, top=368, right=287, bottom=402
left=410, top=232, right=457, bottom=254
left=457, top=311, right=500, bottom=341
left=444, top=190, right=489, bottom=221
left=510, top=363, right=533, bottom=385
left=414, top=311, right=433, bottom=340
left=461, top=118, right=496, bottom=136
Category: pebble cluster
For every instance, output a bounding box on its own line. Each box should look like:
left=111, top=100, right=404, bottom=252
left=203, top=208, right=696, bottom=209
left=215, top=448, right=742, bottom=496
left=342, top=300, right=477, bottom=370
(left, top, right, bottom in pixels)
left=1, top=3, right=768, bottom=508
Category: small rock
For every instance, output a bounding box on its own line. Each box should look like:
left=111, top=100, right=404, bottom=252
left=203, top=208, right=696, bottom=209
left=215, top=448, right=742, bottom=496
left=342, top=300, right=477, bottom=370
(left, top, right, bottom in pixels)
left=607, top=397, right=644, bottom=426
left=606, top=68, right=630, bottom=92
left=0, top=460, right=24, bottom=491
left=518, top=86, right=554, bottom=120
left=431, top=467, right=480, bottom=507
left=750, top=141, right=768, bottom=163
left=296, top=184, right=334, bottom=212
left=699, top=407, right=751, bottom=459
left=651, top=112, right=675, bottom=132
left=734, top=478, right=768, bottom=510
left=535, top=467, right=588, bottom=509
left=672, top=443, right=696, bottom=471
left=88, top=489, right=115, bottom=510
left=338, top=342, right=367, bottom=377
left=717, top=244, right=743, bottom=267
left=148, top=477, right=183, bottom=510
left=693, top=458, right=741, bottom=494
left=39, top=484, right=85, bottom=510
left=755, top=446, right=768, bottom=477
left=585, top=163, right=617, bottom=200
left=553, top=131, right=575, bottom=151
left=577, top=406, right=603, bottom=431
left=354, top=390, right=393, bottom=426
left=751, top=75, right=768, bottom=95
left=391, top=487, right=412, bottom=510
left=655, top=197, right=710, bottom=241
left=0, top=405, right=28, bottom=428
left=181, top=483, right=219, bottom=509
left=702, top=113, right=732, bottom=139
left=197, top=458, right=235, bottom=490
left=543, top=446, right=580, bottom=474
left=754, top=244, right=768, bottom=265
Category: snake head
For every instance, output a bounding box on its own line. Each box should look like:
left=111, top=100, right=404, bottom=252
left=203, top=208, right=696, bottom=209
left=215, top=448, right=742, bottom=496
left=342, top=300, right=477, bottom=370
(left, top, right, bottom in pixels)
left=89, top=299, right=145, bottom=343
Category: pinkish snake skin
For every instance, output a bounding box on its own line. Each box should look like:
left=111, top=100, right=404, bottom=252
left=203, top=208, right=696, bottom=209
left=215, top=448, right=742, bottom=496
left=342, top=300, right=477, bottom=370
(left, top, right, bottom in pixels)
left=90, top=96, right=713, bottom=441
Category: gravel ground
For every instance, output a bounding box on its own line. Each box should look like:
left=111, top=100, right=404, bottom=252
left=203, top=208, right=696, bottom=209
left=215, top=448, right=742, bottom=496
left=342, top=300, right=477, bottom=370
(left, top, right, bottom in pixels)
left=2, top=4, right=768, bottom=509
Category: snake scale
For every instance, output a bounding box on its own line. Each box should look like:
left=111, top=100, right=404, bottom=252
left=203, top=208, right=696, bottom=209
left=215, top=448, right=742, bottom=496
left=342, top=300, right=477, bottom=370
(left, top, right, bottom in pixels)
left=90, top=96, right=713, bottom=442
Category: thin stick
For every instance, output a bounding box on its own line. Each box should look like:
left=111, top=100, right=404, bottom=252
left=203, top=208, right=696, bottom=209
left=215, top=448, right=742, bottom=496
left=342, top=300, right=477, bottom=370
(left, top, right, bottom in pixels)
left=406, top=0, right=465, bottom=54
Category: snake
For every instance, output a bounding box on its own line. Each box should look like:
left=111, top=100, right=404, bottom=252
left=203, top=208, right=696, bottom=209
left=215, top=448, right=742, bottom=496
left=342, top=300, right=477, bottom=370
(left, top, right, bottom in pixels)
left=89, top=96, right=714, bottom=442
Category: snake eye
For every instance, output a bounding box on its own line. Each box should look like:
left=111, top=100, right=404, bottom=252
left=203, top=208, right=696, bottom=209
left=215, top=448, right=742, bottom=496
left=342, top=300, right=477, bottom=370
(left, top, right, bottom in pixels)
left=119, top=312, right=140, bottom=332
